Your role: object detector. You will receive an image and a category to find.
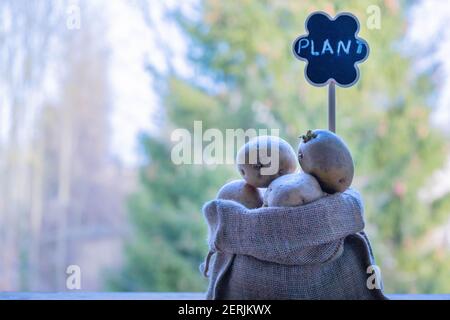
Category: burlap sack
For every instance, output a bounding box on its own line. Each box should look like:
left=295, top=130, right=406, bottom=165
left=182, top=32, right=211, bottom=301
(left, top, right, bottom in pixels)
left=201, top=189, right=387, bottom=300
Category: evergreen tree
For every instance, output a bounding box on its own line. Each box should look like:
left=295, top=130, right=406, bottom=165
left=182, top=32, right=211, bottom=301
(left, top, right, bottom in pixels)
left=110, top=0, right=450, bottom=293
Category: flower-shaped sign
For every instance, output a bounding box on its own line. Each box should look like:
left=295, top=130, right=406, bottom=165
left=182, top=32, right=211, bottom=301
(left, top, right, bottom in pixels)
left=292, top=12, right=369, bottom=88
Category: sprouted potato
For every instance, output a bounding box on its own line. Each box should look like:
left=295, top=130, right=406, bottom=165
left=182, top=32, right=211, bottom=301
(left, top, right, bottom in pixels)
left=298, top=130, right=354, bottom=193
left=264, top=172, right=324, bottom=207
left=236, top=136, right=297, bottom=188
left=217, top=179, right=263, bottom=209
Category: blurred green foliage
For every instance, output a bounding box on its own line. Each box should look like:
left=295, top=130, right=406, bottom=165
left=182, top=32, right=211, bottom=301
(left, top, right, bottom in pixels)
left=109, top=0, right=450, bottom=293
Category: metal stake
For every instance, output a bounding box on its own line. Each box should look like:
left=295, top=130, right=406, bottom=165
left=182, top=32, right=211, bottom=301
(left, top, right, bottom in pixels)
left=328, top=81, right=336, bottom=133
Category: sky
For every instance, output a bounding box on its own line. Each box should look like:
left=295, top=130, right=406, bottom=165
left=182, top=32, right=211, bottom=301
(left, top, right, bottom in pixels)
left=103, top=0, right=164, bottom=165
left=407, top=0, right=450, bottom=134
left=100, top=0, right=450, bottom=167
left=103, top=0, right=195, bottom=166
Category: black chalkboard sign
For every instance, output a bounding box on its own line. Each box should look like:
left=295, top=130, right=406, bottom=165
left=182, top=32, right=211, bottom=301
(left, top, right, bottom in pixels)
left=292, top=12, right=369, bottom=88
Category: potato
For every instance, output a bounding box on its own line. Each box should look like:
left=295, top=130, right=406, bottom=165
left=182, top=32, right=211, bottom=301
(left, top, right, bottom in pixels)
left=298, top=129, right=354, bottom=193
left=216, top=179, right=263, bottom=209
left=264, top=172, right=324, bottom=207
left=236, top=136, right=298, bottom=188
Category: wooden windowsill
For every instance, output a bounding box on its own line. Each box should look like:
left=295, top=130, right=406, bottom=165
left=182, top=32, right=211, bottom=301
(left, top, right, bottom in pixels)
left=0, top=292, right=449, bottom=300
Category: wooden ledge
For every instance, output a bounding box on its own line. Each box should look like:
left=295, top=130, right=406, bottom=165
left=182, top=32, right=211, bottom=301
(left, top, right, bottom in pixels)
left=0, top=292, right=449, bottom=300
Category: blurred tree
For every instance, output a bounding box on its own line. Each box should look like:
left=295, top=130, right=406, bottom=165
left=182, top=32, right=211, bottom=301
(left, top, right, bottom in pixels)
left=34, top=2, right=129, bottom=291
left=112, top=0, right=450, bottom=293
left=0, top=0, right=129, bottom=291
left=0, top=0, right=68, bottom=290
